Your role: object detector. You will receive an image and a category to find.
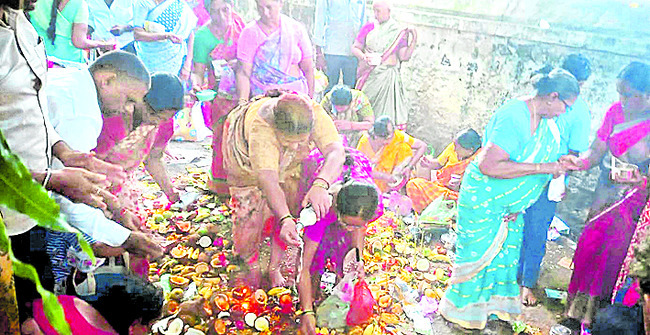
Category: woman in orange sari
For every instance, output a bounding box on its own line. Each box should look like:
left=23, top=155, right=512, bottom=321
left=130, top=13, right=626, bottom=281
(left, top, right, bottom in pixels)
left=406, top=128, right=482, bottom=213
left=192, top=0, right=244, bottom=195
left=356, top=116, right=427, bottom=193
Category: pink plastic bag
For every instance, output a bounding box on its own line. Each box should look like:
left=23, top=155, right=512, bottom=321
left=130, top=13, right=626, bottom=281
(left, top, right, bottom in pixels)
left=345, top=279, right=376, bottom=326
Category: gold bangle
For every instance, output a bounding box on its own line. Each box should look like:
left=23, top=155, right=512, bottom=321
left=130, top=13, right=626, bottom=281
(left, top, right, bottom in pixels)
left=312, top=179, right=329, bottom=190
left=296, top=310, right=315, bottom=316
left=313, top=177, right=330, bottom=189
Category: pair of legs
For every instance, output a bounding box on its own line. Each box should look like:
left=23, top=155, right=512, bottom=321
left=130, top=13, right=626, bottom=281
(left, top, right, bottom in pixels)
left=208, top=98, right=237, bottom=196
left=324, top=54, right=358, bottom=92
left=11, top=227, right=55, bottom=323
left=518, top=187, right=557, bottom=306
left=229, top=185, right=295, bottom=287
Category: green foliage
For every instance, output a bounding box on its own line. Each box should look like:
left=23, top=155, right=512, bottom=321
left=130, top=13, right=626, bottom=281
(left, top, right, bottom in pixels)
left=0, top=129, right=95, bottom=335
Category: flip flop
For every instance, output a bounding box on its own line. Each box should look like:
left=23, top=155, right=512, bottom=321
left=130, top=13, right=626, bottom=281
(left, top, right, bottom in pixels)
left=522, top=298, right=539, bottom=307
left=558, top=317, right=581, bottom=332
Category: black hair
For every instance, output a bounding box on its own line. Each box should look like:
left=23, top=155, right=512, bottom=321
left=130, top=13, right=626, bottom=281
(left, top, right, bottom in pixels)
left=90, top=275, right=164, bottom=335
left=330, top=85, right=353, bottom=106
left=531, top=68, right=580, bottom=101
left=531, top=64, right=553, bottom=78
left=590, top=305, right=644, bottom=335
left=562, top=53, right=592, bottom=82
left=455, top=128, right=481, bottom=152
left=89, top=51, right=151, bottom=87
left=45, top=0, right=62, bottom=45
left=617, top=61, right=650, bottom=94
left=145, top=72, right=184, bottom=112
left=631, top=234, right=650, bottom=295
left=0, top=0, right=23, bottom=10
left=273, top=94, right=314, bottom=135
left=370, top=115, right=393, bottom=139
left=336, top=181, right=379, bottom=222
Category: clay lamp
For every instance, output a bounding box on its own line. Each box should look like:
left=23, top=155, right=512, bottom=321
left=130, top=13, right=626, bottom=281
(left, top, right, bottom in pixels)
left=232, top=286, right=252, bottom=300
left=254, top=289, right=267, bottom=306
left=167, top=300, right=180, bottom=315
left=214, top=319, right=227, bottom=335
left=213, top=293, right=230, bottom=311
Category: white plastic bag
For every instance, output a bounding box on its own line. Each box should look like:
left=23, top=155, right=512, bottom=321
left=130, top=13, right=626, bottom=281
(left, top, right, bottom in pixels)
left=547, top=174, right=566, bottom=202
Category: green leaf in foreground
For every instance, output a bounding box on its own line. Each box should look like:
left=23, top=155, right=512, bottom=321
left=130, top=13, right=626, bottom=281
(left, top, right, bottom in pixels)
left=0, top=220, right=71, bottom=335
left=0, top=129, right=95, bottom=334
left=0, top=130, right=95, bottom=262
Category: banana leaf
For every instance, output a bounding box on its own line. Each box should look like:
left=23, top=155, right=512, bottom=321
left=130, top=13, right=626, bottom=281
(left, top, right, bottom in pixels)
left=0, top=129, right=95, bottom=335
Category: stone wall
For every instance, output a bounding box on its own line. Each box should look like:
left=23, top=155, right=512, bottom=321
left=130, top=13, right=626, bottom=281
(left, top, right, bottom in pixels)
left=235, top=0, right=650, bottom=233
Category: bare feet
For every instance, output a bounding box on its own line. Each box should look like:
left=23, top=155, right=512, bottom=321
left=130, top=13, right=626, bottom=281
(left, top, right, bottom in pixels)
left=269, top=267, right=287, bottom=288
left=521, top=286, right=538, bottom=306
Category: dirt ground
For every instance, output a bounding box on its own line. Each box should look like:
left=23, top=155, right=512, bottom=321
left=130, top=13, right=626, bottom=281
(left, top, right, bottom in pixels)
left=164, top=139, right=581, bottom=335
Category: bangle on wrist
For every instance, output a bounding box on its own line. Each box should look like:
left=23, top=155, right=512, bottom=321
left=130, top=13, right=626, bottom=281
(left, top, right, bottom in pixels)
left=42, top=168, right=52, bottom=189
left=279, top=214, right=295, bottom=224
left=313, top=177, right=330, bottom=189
left=296, top=310, right=315, bottom=316
left=312, top=179, right=328, bottom=190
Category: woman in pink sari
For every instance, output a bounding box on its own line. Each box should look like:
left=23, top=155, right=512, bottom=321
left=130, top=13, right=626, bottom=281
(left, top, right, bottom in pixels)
left=95, top=73, right=184, bottom=216
left=192, top=0, right=245, bottom=195
left=235, top=0, right=315, bottom=100
left=560, top=61, right=650, bottom=332
left=351, top=0, right=416, bottom=130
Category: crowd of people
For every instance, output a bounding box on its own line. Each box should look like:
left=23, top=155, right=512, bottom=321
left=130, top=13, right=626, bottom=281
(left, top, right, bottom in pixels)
left=1, top=0, right=650, bottom=334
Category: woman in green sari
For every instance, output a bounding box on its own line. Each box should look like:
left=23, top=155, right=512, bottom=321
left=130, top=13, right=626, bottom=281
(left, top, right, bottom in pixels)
left=351, top=0, right=415, bottom=130
left=439, top=69, right=582, bottom=330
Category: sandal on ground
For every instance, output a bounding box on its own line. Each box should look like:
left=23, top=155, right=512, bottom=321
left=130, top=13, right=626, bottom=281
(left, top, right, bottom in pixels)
left=558, top=317, right=581, bottom=331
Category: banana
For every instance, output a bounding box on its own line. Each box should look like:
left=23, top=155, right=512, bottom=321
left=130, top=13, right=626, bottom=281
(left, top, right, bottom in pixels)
left=267, top=287, right=291, bottom=296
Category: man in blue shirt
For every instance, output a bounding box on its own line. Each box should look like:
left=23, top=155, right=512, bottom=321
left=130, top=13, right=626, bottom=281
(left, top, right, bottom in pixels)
left=313, top=0, right=366, bottom=92
left=519, top=54, right=593, bottom=306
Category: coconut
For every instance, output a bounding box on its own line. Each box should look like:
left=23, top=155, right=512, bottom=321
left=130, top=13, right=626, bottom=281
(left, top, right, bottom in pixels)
left=244, top=313, right=257, bottom=327
left=198, top=236, right=212, bottom=248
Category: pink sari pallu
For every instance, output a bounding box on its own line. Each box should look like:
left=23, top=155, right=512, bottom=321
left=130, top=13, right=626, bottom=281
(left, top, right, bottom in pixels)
left=249, top=15, right=308, bottom=96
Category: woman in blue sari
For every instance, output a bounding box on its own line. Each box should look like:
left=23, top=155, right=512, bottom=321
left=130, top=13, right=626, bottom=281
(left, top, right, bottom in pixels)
left=439, top=69, right=582, bottom=330
left=133, top=0, right=198, bottom=80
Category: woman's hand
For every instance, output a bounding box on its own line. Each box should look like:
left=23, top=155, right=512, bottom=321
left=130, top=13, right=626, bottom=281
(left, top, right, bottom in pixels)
left=166, top=191, right=181, bottom=204
left=279, top=218, right=302, bottom=246
left=301, top=186, right=332, bottom=220
left=299, top=314, right=317, bottom=335
left=333, top=119, right=352, bottom=131
left=166, top=33, right=182, bottom=44
left=419, top=156, right=435, bottom=169
left=541, top=161, right=565, bottom=178
left=559, top=155, right=584, bottom=170
left=361, top=52, right=372, bottom=66
left=407, top=27, right=418, bottom=44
